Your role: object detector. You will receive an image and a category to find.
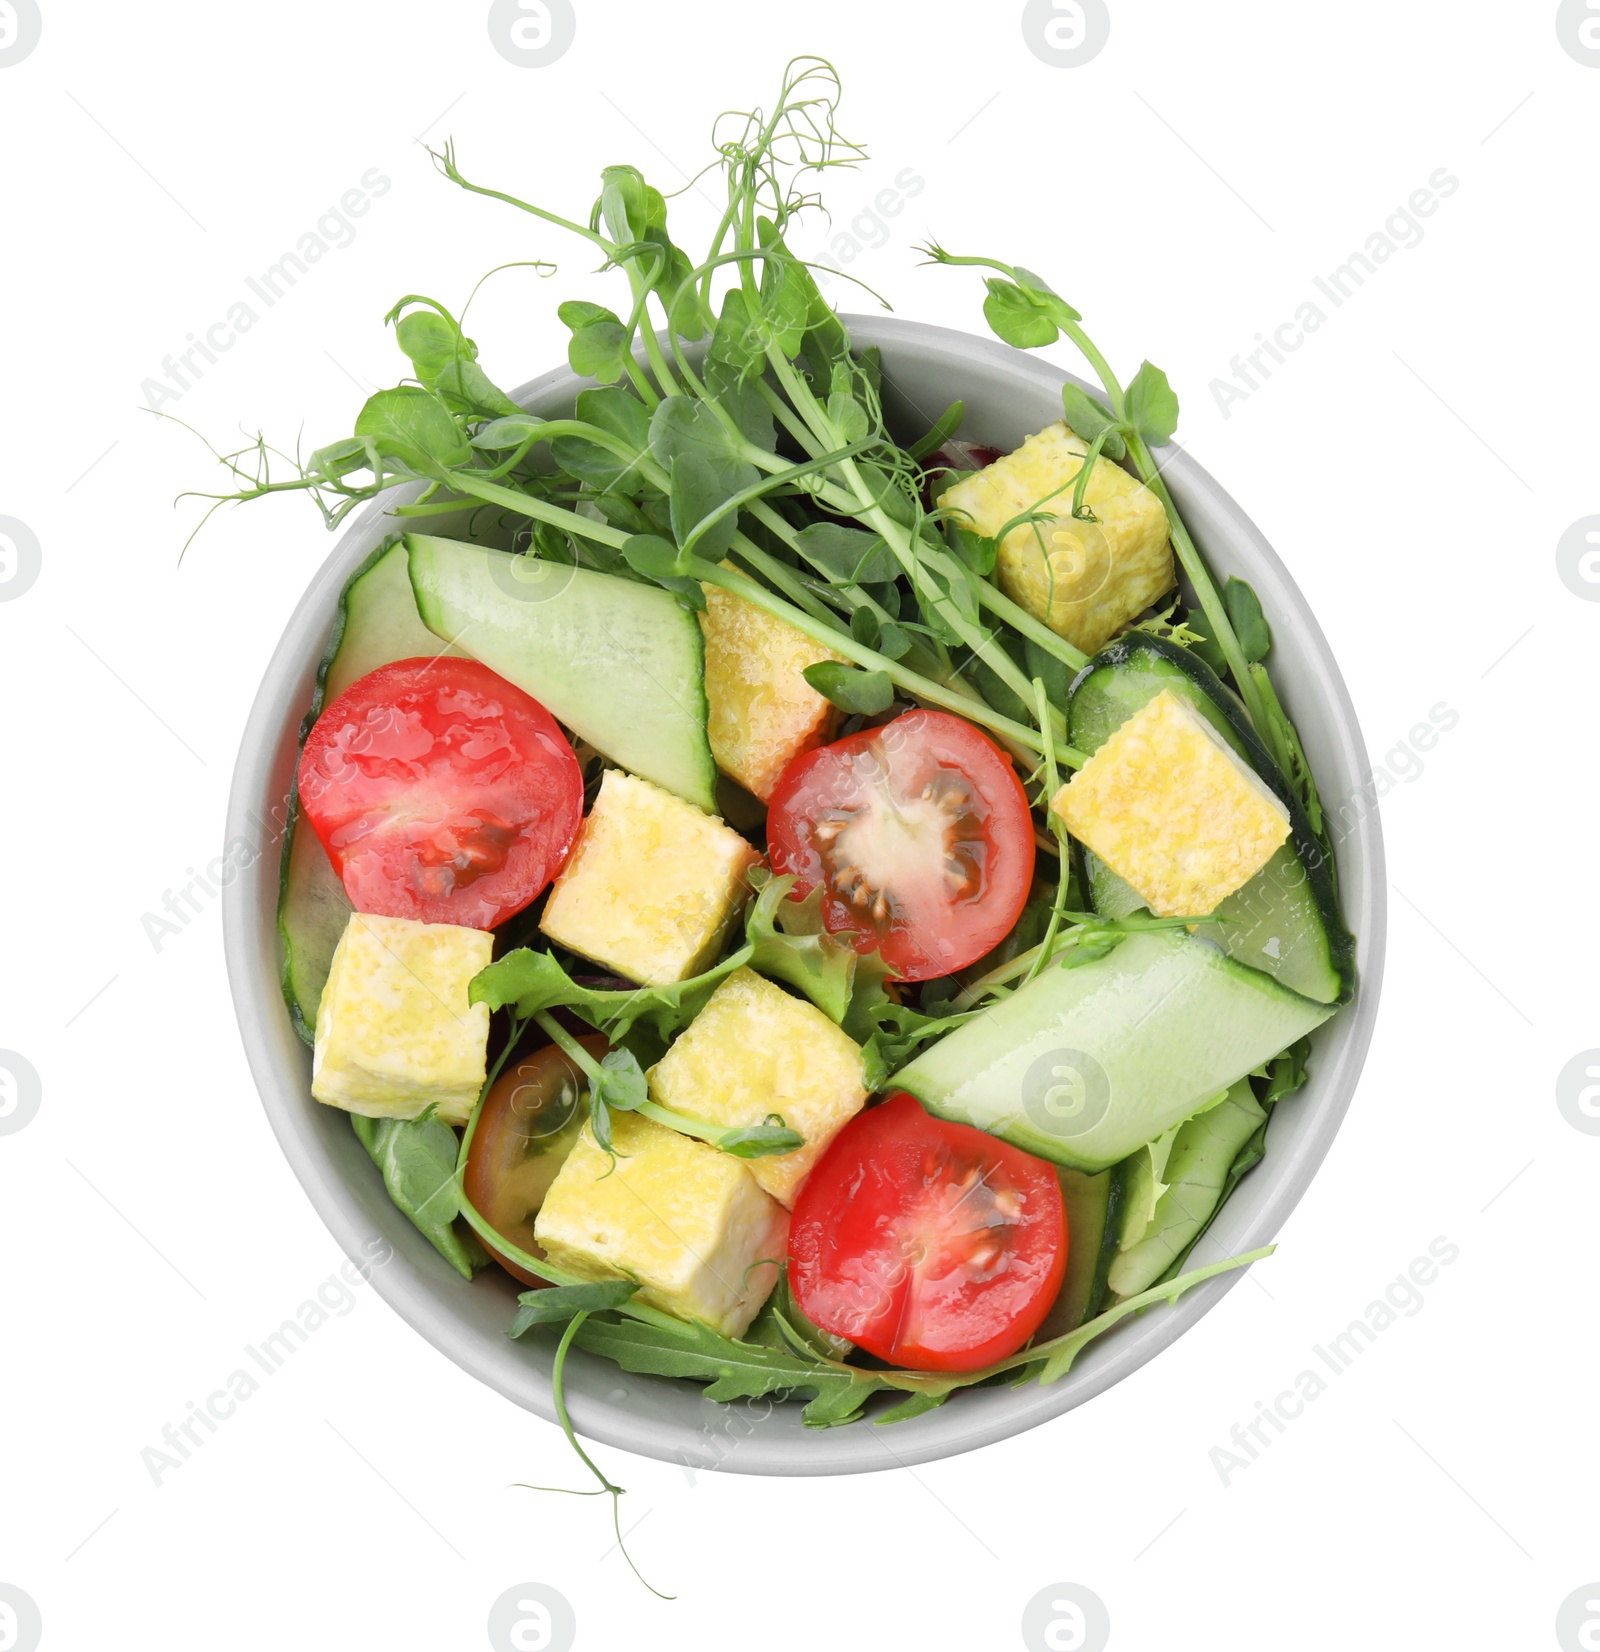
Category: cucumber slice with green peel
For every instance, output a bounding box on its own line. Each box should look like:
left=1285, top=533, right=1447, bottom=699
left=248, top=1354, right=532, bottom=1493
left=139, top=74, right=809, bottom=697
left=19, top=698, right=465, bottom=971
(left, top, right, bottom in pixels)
left=276, top=539, right=467, bottom=1042
left=1107, top=1080, right=1266, bottom=1300
left=1068, top=632, right=1354, bottom=1006
left=1037, top=1161, right=1125, bottom=1339
left=406, top=534, right=719, bottom=814
left=892, top=928, right=1333, bottom=1174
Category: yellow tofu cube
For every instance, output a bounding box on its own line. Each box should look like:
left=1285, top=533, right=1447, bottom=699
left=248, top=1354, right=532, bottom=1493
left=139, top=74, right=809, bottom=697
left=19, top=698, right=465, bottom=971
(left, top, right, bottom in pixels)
left=539, top=769, right=761, bottom=985
left=311, top=912, right=491, bottom=1125
left=700, top=569, right=845, bottom=800
left=1051, top=689, right=1291, bottom=918
left=534, top=1111, right=788, bottom=1337
left=648, top=967, right=866, bottom=1206
left=940, top=420, right=1173, bottom=654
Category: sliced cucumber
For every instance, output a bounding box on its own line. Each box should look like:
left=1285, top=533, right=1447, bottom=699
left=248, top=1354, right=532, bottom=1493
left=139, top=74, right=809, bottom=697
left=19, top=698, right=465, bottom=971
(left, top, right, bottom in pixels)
left=1106, top=1080, right=1265, bottom=1300
left=406, top=534, right=719, bottom=813
left=1038, top=1162, right=1124, bottom=1339
left=1068, top=632, right=1353, bottom=1005
left=892, top=929, right=1332, bottom=1174
left=276, top=539, right=465, bottom=1042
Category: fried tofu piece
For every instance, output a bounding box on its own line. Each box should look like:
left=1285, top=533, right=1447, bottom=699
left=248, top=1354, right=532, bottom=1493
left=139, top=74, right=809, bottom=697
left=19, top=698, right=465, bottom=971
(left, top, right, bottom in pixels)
left=1051, top=690, right=1290, bottom=917
left=648, top=967, right=866, bottom=1206
left=311, top=912, right=491, bottom=1125
left=700, top=569, right=845, bottom=801
left=539, top=770, right=761, bottom=985
left=940, top=420, right=1173, bottom=654
left=533, top=1111, right=788, bottom=1337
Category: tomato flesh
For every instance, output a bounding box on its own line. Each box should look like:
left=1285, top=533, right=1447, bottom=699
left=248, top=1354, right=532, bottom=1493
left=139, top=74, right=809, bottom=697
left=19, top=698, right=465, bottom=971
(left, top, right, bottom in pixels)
left=299, top=657, right=583, bottom=929
left=464, top=1034, right=604, bottom=1286
left=765, top=707, right=1034, bottom=980
left=788, top=1092, right=1066, bottom=1372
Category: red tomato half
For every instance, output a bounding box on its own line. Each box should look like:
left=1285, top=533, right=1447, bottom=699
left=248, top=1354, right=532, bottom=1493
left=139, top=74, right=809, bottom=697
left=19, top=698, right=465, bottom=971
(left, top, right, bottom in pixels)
left=299, top=657, right=582, bottom=929
left=765, top=707, right=1035, bottom=980
left=789, top=1093, right=1066, bottom=1372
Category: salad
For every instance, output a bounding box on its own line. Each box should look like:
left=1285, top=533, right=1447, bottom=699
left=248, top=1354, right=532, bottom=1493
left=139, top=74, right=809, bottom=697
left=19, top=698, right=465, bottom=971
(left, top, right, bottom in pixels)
left=203, top=58, right=1353, bottom=1570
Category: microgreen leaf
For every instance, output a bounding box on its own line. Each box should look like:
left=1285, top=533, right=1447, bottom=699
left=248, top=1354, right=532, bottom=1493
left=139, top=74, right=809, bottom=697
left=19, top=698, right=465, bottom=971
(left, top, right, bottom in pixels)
left=1060, top=382, right=1127, bottom=459
left=558, top=299, right=632, bottom=384
left=648, top=396, right=759, bottom=559
left=707, top=287, right=767, bottom=375
left=509, top=1279, right=639, bottom=1337
left=802, top=660, right=895, bottom=716
left=826, top=389, right=869, bottom=444
left=619, top=532, right=686, bottom=581
left=1224, top=576, right=1273, bottom=663
left=1125, top=360, right=1180, bottom=447
left=792, top=522, right=897, bottom=583
left=703, top=1115, right=805, bottom=1159
left=596, top=1048, right=649, bottom=1113
left=549, top=387, right=653, bottom=492
left=982, top=278, right=1060, bottom=349
left=470, top=413, right=546, bottom=450
left=353, top=386, right=471, bottom=472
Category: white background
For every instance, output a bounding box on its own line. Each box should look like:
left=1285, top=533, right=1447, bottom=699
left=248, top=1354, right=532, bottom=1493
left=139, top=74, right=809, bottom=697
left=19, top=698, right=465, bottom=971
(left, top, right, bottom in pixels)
left=2, top=2, right=1595, bottom=1647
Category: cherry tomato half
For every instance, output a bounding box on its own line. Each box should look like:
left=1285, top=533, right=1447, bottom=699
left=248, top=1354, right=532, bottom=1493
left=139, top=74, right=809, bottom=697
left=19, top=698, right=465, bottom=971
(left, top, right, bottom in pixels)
left=299, top=657, right=583, bottom=929
left=464, top=1034, right=605, bottom=1286
left=788, top=1092, right=1066, bottom=1372
left=765, top=707, right=1035, bottom=981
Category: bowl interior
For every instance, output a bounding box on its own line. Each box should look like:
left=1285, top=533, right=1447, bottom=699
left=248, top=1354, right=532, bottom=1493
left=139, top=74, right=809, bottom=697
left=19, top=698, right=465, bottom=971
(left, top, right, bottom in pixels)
left=224, top=317, right=1385, bottom=1475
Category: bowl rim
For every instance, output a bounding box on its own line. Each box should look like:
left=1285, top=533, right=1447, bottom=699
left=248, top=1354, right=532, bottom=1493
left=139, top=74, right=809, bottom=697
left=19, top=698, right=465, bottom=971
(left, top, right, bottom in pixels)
left=223, top=314, right=1386, bottom=1475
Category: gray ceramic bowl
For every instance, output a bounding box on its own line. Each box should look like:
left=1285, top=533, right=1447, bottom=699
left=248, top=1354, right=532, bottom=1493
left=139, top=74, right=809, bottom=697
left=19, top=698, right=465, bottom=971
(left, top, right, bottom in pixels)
left=224, top=316, right=1385, bottom=1475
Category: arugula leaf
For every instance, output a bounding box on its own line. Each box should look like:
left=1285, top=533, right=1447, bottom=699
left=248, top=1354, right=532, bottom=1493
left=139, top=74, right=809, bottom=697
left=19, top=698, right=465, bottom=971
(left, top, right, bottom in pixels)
left=874, top=1391, right=950, bottom=1425
left=572, top=1312, right=884, bottom=1427
left=803, top=660, right=894, bottom=716
left=570, top=1244, right=1275, bottom=1426
left=1224, top=576, right=1273, bottom=664
left=1124, top=361, right=1180, bottom=447
left=471, top=943, right=747, bottom=1043
left=509, top=1278, right=639, bottom=1337
left=350, top=1112, right=487, bottom=1280
left=743, top=875, right=858, bottom=1023
left=747, top=1266, right=854, bottom=1362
